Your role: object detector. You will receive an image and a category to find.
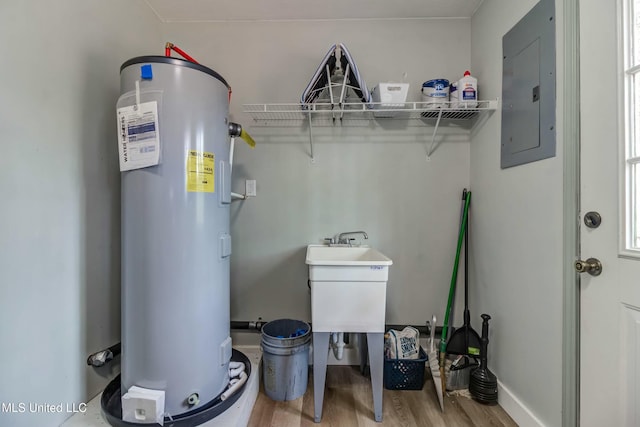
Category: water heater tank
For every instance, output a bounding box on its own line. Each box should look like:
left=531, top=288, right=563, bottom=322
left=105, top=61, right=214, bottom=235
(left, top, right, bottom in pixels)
left=118, top=56, right=232, bottom=417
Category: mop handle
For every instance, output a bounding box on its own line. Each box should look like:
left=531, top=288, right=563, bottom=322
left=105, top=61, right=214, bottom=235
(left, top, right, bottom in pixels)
left=464, top=191, right=472, bottom=325
left=439, top=190, right=471, bottom=358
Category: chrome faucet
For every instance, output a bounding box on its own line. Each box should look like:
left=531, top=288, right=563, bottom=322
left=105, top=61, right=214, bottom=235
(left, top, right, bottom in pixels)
left=336, top=231, right=369, bottom=246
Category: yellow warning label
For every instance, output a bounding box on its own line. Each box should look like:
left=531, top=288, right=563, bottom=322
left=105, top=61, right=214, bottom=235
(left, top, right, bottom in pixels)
left=187, top=150, right=214, bottom=193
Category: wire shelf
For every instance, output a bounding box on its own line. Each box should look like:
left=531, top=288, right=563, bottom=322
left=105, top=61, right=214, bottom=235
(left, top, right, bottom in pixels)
left=241, top=100, right=499, bottom=161
left=243, top=100, right=498, bottom=126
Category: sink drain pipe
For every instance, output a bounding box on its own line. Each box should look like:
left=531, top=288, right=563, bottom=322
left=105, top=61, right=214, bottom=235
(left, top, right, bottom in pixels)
left=331, top=332, right=345, bottom=360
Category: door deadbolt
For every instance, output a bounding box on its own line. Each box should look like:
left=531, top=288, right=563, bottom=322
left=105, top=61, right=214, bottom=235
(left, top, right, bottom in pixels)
left=584, top=211, right=602, bottom=229
left=575, top=258, right=602, bottom=276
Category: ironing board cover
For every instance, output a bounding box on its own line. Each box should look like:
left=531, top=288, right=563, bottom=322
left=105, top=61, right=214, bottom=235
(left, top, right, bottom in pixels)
left=301, top=43, right=370, bottom=105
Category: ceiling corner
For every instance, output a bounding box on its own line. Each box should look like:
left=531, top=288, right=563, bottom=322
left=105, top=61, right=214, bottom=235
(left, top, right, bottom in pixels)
left=143, top=0, right=166, bottom=23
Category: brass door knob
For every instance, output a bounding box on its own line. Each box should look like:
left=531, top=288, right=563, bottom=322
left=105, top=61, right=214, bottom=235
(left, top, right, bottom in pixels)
left=575, top=258, right=602, bottom=276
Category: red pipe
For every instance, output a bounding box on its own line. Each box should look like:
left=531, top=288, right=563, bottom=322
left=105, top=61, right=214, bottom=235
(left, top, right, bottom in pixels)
left=171, top=45, right=199, bottom=64
left=164, top=42, right=231, bottom=103
left=164, top=42, right=199, bottom=64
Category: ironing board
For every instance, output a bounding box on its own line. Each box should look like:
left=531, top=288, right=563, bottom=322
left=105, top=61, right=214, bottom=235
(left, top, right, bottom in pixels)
left=301, top=43, right=370, bottom=106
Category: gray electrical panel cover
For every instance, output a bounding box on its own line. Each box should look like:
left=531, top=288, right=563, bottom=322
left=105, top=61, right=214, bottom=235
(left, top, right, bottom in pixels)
left=501, top=0, right=556, bottom=169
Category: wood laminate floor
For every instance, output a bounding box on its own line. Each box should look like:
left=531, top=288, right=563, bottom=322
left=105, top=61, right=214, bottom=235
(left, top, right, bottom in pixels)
left=248, top=366, right=517, bottom=427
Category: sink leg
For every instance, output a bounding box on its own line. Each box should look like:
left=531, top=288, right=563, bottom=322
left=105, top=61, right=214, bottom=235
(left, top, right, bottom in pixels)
left=367, top=332, right=384, bottom=422
left=359, top=333, right=368, bottom=375
left=313, top=332, right=330, bottom=423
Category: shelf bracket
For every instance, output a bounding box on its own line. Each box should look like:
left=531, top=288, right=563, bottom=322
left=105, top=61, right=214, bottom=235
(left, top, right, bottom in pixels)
left=426, top=109, right=443, bottom=159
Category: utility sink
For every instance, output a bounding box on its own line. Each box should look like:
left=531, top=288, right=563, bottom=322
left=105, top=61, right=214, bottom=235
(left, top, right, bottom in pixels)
left=306, top=244, right=392, bottom=423
left=305, top=245, right=393, bottom=282
left=305, top=244, right=393, bottom=332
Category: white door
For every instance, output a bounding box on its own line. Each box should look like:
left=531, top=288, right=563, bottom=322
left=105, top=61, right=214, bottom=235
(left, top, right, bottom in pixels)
left=580, top=0, right=640, bottom=426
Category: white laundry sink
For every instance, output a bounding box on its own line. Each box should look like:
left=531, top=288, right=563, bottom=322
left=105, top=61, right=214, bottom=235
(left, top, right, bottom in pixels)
left=305, top=245, right=393, bottom=332
left=305, top=245, right=393, bottom=282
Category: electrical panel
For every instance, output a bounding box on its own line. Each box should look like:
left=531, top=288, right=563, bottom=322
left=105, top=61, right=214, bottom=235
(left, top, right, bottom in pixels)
left=501, top=0, right=556, bottom=169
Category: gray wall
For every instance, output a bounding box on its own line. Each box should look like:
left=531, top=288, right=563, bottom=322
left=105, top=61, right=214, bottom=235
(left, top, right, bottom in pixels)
left=0, top=2, right=160, bottom=426
left=162, top=19, right=474, bottom=327
left=470, top=1, right=563, bottom=426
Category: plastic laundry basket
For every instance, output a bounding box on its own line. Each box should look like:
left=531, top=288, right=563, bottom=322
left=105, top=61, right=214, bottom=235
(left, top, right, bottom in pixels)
left=261, top=319, right=311, bottom=401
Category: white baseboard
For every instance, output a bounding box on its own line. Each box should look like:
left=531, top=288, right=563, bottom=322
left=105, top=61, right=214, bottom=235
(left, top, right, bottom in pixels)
left=497, top=380, right=546, bottom=427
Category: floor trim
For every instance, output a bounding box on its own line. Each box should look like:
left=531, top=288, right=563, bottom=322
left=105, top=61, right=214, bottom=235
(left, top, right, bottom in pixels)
left=498, top=380, right=546, bottom=427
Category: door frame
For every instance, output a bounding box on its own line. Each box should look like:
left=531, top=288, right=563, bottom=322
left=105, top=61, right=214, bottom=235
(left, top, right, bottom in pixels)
left=562, top=0, right=580, bottom=425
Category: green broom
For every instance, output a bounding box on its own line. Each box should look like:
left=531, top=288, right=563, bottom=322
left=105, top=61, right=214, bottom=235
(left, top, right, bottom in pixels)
left=439, top=189, right=471, bottom=398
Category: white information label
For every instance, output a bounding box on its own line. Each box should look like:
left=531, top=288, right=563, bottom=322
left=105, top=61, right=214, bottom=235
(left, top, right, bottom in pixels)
left=117, top=101, right=160, bottom=171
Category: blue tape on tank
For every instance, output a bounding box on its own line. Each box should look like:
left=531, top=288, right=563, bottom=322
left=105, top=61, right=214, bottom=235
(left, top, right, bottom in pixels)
left=141, top=64, right=153, bottom=80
